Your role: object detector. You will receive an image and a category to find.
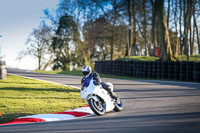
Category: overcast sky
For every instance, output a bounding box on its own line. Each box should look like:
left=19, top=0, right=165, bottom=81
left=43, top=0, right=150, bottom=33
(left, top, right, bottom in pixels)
left=0, top=0, right=59, bottom=70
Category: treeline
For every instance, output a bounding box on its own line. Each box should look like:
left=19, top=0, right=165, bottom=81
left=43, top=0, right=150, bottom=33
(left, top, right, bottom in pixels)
left=18, top=0, right=200, bottom=70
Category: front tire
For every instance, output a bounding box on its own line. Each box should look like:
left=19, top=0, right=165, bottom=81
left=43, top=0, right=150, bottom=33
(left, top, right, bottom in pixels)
left=113, top=98, right=123, bottom=112
left=88, top=98, right=105, bottom=116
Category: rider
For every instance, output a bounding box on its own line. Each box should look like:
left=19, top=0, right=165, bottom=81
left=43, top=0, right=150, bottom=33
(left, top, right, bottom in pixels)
left=81, top=65, right=118, bottom=100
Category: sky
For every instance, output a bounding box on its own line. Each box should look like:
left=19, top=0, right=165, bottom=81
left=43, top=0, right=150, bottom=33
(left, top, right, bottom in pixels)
left=0, top=0, right=59, bottom=70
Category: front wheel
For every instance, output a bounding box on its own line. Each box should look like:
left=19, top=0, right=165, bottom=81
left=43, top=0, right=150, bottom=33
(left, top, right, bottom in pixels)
left=88, top=98, right=105, bottom=116
left=113, top=98, right=123, bottom=112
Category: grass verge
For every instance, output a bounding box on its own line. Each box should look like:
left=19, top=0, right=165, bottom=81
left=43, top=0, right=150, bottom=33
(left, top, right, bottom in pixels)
left=34, top=70, right=140, bottom=80
left=117, top=55, right=200, bottom=62
left=0, top=75, right=86, bottom=124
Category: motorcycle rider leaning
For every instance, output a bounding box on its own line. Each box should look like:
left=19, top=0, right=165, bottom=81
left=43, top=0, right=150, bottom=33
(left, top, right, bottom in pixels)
left=81, top=65, right=118, bottom=100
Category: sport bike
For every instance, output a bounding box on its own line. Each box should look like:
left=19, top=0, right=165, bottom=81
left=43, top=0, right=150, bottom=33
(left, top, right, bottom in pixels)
left=80, top=76, right=123, bottom=115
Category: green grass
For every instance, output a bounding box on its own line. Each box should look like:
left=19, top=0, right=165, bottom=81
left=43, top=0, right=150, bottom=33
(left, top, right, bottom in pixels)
left=117, top=56, right=159, bottom=61
left=117, top=55, right=200, bottom=62
left=0, top=75, right=86, bottom=124
left=175, top=55, right=200, bottom=62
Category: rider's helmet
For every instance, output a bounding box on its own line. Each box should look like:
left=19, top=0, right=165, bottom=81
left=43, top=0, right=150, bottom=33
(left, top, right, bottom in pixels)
left=81, top=65, right=92, bottom=77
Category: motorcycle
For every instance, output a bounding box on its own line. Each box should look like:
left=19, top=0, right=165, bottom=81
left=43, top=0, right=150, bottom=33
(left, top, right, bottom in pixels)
left=80, top=76, right=123, bottom=116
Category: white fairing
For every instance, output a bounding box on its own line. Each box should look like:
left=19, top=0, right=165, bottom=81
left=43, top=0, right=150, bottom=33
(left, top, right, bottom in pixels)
left=81, top=80, right=115, bottom=112
left=105, top=82, right=114, bottom=92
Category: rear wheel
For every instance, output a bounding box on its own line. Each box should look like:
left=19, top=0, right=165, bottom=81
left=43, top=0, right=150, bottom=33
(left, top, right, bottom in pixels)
left=113, top=98, right=123, bottom=112
left=88, top=98, right=105, bottom=116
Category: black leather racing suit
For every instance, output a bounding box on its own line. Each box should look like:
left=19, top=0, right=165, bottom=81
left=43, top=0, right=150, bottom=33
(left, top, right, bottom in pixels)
left=81, top=71, right=116, bottom=99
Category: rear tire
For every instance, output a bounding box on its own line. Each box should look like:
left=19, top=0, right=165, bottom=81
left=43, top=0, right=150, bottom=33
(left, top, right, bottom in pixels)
left=113, top=98, right=123, bottom=112
left=88, top=98, right=105, bottom=116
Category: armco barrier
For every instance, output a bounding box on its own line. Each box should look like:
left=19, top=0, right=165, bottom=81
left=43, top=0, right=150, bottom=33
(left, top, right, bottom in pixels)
left=95, top=60, right=200, bottom=82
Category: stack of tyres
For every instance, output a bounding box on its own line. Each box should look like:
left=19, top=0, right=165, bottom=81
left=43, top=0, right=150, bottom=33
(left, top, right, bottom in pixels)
left=128, top=61, right=134, bottom=77
left=152, top=61, right=157, bottom=79
left=148, top=61, right=153, bottom=79
left=94, top=61, right=99, bottom=72
left=162, top=61, right=168, bottom=79
left=118, top=61, right=123, bottom=76
left=180, top=61, right=187, bottom=81
left=116, top=61, right=122, bottom=76
left=123, top=61, right=127, bottom=76
left=122, top=61, right=127, bottom=76
left=101, top=61, right=105, bottom=74
left=116, top=60, right=120, bottom=76
left=112, top=61, right=117, bottom=76
left=139, top=61, right=144, bottom=78
left=132, top=61, right=136, bottom=77
left=127, top=61, right=132, bottom=77
left=135, top=61, right=140, bottom=78
left=143, top=61, right=148, bottom=78
left=193, top=62, right=200, bottom=82
left=157, top=61, right=162, bottom=79
left=168, top=61, right=174, bottom=80
left=186, top=62, right=194, bottom=82
left=110, top=61, right=113, bottom=75
left=120, top=61, right=125, bottom=76
left=174, top=61, right=180, bottom=81
left=97, top=61, right=102, bottom=73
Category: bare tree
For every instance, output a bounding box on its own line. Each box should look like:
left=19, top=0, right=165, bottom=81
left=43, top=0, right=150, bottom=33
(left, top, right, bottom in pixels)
left=17, top=22, right=53, bottom=70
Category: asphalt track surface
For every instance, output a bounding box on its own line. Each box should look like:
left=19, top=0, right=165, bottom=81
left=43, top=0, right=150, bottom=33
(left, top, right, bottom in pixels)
left=0, top=68, right=200, bottom=133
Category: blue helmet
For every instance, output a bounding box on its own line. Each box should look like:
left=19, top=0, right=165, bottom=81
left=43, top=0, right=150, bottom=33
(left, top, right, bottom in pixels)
left=81, top=65, right=92, bottom=77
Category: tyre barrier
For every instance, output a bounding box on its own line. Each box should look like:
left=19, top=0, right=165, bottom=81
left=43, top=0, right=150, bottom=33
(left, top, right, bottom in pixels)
left=193, top=62, right=200, bottom=82
left=152, top=61, right=157, bottom=79
left=162, top=61, right=168, bottom=79
left=143, top=61, right=148, bottom=78
left=95, top=60, right=200, bottom=82
left=186, top=62, right=194, bottom=82
left=180, top=61, right=187, bottom=81
left=168, top=61, right=174, bottom=80
left=156, top=61, right=162, bottom=79
left=174, top=61, right=180, bottom=80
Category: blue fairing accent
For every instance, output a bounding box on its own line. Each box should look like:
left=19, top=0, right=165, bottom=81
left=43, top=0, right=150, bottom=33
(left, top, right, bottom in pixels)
left=117, top=101, right=123, bottom=107
left=82, top=75, right=93, bottom=88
